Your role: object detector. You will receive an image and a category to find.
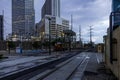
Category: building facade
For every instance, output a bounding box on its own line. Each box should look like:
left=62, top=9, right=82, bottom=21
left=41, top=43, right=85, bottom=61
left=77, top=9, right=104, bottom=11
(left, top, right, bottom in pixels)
left=112, top=0, right=120, bottom=26
left=12, top=0, right=35, bottom=36
left=38, top=0, right=69, bottom=41
left=97, top=43, right=104, bottom=53
left=103, top=0, right=120, bottom=79
left=104, top=27, right=120, bottom=80
left=41, top=0, right=60, bottom=18
left=39, top=15, right=69, bottom=41
left=0, top=15, right=3, bottom=41
left=112, top=0, right=120, bottom=12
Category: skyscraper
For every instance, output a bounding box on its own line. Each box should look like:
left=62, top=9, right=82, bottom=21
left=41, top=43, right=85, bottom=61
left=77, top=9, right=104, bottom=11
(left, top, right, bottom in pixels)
left=39, top=0, right=69, bottom=40
left=41, top=0, right=60, bottom=18
left=112, top=0, right=120, bottom=26
left=12, top=0, right=35, bottom=35
left=112, top=0, right=120, bottom=12
left=0, top=15, right=3, bottom=41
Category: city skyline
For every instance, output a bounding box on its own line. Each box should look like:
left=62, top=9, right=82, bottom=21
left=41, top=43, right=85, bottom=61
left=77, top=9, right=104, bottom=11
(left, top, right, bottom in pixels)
left=0, top=0, right=111, bottom=43
left=0, top=1, right=119, bottom=80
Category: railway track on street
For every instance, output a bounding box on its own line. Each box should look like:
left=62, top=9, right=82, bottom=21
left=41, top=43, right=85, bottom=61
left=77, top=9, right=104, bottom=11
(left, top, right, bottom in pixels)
left=0, top=51, right=81, bottom=80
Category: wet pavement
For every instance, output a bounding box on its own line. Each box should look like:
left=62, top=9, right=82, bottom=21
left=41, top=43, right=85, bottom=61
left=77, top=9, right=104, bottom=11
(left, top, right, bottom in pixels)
left=82, top=53, right=117, bottom=80
left=0, top=50, right=115, bottom=80
left=69, top=53, right=90, bottom=80
left=0, top=50, right=74, bottom=79
left=43, top=52, right=87, bottom=80
left=0, top=56, right=54, bottom=77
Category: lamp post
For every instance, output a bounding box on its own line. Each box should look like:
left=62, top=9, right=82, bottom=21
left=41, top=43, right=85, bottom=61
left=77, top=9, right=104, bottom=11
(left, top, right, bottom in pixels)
left=46, top=16, right=51, bottom=55
left=49, top=18, right=51, bottom=55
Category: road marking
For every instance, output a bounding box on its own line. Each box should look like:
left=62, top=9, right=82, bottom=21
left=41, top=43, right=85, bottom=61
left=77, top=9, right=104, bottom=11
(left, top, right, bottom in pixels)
left=69, top=53, right=90, bottom=80
left=96, top=54, right=100, bottom=64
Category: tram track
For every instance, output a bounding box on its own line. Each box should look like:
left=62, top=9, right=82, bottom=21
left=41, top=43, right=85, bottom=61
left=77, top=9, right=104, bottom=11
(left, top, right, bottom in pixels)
left=26, top=52, right=88, bottom=80
left=0, top=51, right=81, bottom=80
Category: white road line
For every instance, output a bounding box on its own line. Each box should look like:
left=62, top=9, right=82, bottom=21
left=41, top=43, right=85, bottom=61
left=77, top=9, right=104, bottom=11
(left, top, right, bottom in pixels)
left=96, top=54, right=100, bottom=64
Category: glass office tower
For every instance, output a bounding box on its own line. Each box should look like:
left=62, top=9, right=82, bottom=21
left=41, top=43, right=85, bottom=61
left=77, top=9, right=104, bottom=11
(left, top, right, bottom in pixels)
left=112, top=0, right=120, bottom=26
left=12, top=0, right=35, bottom=35
left=41, top=0, right=60, bottom=18
left=112, top=0, right=120, bottom=12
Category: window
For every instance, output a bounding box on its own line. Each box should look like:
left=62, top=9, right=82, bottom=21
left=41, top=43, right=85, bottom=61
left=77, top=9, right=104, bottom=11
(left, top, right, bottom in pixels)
left=112, top=38, right=117, bottom=61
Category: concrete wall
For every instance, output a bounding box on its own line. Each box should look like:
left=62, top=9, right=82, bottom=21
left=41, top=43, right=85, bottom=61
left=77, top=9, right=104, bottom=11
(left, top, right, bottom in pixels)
left=104, top=27, right=120, bottom=79
left=112, top=27, right=120, bottom=79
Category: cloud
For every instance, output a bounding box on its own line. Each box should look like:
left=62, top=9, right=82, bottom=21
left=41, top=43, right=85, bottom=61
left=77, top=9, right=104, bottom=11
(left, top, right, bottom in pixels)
left=34, top=0, right=45, bottom=23
left=61, top=0, right=111, bottom=43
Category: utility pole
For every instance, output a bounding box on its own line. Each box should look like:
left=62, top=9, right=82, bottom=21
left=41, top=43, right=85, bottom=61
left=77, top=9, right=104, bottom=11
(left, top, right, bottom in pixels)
left=71, top=15, right=73, bottom=30
left=79, top=25, right=82, bottom=47
left=69, top=14, right=73, bottom=51
left=89, top=26, right=93, bottom=44
left=48, top=18, right=51, bottom=55
left=79, top=25, right=81, bottom=42
left=27, top=16, right=30, bottom=36
left=2, top=10, right=4, bottom=22
left=2, top=10, right=4, bottom=40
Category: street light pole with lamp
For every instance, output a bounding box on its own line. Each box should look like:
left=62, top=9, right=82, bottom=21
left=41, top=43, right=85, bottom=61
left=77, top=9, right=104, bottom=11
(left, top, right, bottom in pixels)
left=46, top=16, right=51, bottom=55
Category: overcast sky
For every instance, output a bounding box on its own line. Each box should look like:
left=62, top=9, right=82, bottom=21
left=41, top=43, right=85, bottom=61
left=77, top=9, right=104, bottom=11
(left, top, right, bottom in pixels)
left=0, top=0, right=111, bottom=43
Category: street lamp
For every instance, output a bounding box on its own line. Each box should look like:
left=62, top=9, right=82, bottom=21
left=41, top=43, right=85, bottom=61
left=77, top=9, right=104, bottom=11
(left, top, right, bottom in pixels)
left=46, top=16, right=51, bottom=55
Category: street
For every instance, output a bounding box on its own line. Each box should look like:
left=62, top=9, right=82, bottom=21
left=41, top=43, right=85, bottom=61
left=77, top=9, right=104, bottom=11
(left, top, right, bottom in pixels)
left=0, top=51, right=111, bottom=80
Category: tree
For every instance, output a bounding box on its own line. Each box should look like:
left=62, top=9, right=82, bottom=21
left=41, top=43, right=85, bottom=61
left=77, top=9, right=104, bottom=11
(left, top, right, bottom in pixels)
left=42, top=41, right=49, bottom=50
left=32, top=41, right=41, bottom=49
left=7, top=41, right=15, bottom=54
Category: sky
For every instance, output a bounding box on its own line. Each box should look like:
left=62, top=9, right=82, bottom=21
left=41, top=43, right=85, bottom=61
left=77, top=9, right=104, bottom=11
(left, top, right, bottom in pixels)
left=0, top=0, right=111, bottom=43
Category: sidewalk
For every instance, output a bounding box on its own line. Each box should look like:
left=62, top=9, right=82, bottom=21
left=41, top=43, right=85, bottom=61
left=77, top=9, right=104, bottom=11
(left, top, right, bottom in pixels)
left=82, top=53, right=117, bottom=80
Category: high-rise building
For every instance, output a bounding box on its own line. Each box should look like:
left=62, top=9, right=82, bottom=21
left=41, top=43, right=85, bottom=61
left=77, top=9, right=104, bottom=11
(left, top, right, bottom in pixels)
left=41, top=0, right=60, bottom=18
left=39, top=15, right=69, bottom=40
left=112, top=0, right=120, bottom=12
left=111, top=0, right=120, bottom=27
left=0, top=15, right=3, bottom=41
left=38, top=0, right=69, bottom=41
left=12, top=0, right=35, bottom=35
